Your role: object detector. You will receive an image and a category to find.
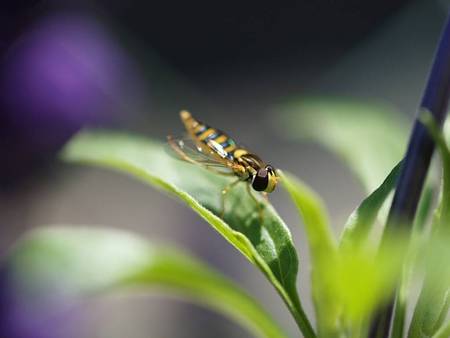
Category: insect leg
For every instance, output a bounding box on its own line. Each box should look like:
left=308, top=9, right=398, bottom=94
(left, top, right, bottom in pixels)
left=246, top=183, right=264, bottom=224
left=220, top=178, right=241, bottom=218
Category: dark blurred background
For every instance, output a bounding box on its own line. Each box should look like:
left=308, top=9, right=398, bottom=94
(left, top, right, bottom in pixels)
left=0, top=1, right=448, bottom=337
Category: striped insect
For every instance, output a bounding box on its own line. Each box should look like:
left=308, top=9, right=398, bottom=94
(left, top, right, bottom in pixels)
left=168, top=110, right=278, bottom=220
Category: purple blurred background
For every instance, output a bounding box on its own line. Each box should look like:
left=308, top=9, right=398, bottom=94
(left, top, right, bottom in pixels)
left=0, top=0, right=447, bottom=337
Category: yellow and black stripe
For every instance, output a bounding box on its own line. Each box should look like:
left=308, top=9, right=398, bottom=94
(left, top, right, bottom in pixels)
left=181, top=110, right=242, bottom=160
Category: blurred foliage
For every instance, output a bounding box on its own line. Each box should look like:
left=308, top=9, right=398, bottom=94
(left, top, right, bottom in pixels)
left=331, top=235, right=409, bottom=335
left=6, top=226, right=288, bottom=338
left=280, top=172, right=339, bottom=337
left=391, top=182, right=436, bottom=338
left=278, top=99, right=449, bottom=337
left=340, top=161, right=402, bottom=249
left=433, top=320, right=450, bottom=338
left=277, top=98, right=409, bottom=192
left=282, top=172, right=412, bottom=337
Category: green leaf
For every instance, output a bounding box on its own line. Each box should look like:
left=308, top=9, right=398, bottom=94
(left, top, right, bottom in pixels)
left=432, top=320, right=450, bottom=338
left=6, top=226, right=289, bottom=338
left=278, top=98, right=408, bottom=192
left=409, top=234, right=450, bottom=338
left=340, top=157, right=435, bottom=338
left=340, top=161, right=402, bottom=249
left=330, top=235, right=408, bottom=336
left=420, top=111, right=450, bottom=233
left=391, top=181, right=436, bottom=338
left=408, top=112, right=450, bottom=338
left=61, top=130, right=315, bottom=338
left=279, top=172, right=339, bottom=336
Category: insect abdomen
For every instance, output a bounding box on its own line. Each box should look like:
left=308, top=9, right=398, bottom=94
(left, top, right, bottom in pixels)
left=180, top=110, right=238, bottom=159
left=180, top=111, right=213, bottom=140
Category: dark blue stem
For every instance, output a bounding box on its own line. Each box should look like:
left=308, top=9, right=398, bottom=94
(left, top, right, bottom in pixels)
left=369, top=12, right=450, bottom=338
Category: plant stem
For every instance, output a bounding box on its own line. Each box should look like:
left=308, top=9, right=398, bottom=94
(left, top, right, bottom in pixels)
left=268, top=266, right=316, bottom=338
left=278, top=285, right=316, bottom=338
left=369, top=13, right=450, bottom=338
left=290, top=301, right=316, bottom=338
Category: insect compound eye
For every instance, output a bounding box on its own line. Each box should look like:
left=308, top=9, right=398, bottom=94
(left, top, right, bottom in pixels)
left=262, top=164, right=277, bottom=193
left=252, top=168, right=269, bottom=191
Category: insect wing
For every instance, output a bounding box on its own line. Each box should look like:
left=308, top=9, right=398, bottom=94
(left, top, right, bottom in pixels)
left=167, top=136, right=234, bottom=173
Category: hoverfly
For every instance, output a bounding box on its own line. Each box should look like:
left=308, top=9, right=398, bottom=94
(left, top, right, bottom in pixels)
left=168, top=110, right=278, bottom=220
